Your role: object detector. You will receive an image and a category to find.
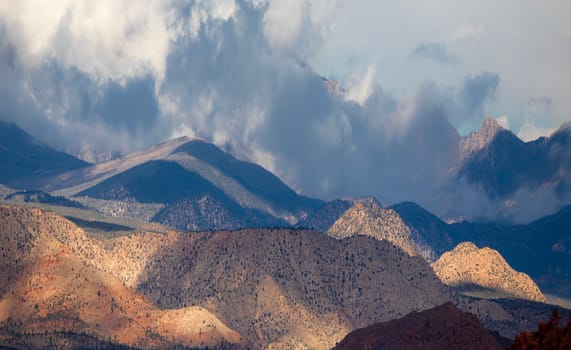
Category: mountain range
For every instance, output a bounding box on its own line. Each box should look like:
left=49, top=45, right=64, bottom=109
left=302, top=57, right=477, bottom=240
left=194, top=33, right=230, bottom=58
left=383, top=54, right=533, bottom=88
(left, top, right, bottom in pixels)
left=0, top=204, right=564, bottom=349
left=444, top=117, right=571, bottom=222
left=1, top=120, right=571, bottom=349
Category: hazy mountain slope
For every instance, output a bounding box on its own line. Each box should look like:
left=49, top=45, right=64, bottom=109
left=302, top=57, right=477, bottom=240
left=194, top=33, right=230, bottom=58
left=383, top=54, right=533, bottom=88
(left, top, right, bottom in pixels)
left=457, top=121, right=571, bottom=199
left=390, top=201, right=455, bottom=261
left=49, top=138, right=324, bottom=228
left=333, top=302, right=504, bottom=350
left=432, top=242, right=546, bottom=302
left=0, top=121, right=90, bottom=189
left=47, top=137, right=191, bottom=194
left=78, top=160, right=227, bottom=203
left=0, top=205, right=242, bottom=349
left=174, top=140, right=323, bottom=215
left=328, top=200, right=419, bottom=256
left=75, top=159, right=286, bottom=230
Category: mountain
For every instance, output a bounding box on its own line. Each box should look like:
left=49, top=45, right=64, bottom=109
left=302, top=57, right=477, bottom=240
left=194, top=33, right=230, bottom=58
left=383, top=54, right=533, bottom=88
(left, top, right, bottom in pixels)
left=0, top=121, right=90, bottom=189
left=432, top=242, right=546, bottom=302
left=332, top=302, right=505, bottom=350
left=3, top=205, right=450, bottom=349
left=456, top=117, right=506, bottom=166
left=451, top=119, right=571, bottom=220
left=327, top=199, right=419, bottom=256
left=0, top=205, right=241, bottom=349
left=448, top=204, right=571, bottom=299
left=48, top=138, right=324, bottom=230
left=390, top=201, right=455, bottom=261
left=2, top=204, right=567, bottom=348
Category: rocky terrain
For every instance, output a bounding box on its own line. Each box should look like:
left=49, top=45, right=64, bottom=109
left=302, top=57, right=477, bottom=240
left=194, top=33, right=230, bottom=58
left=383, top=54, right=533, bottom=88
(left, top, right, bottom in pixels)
left=432, top=242, right=546, bottom=302
left=1, top=204, right=569, bottom=349
left=98, top=229, right=450, bottom=349
left=0, top=205, right=242, bottom=349
left=333, top=302, right=505, bottom=350
left=0, top=204, right=453, bottom=349
left=327, top=199, right=419, bottom=256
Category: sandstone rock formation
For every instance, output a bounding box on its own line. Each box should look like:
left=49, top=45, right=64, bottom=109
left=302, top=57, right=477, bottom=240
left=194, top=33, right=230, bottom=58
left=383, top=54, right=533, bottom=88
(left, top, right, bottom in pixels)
left=432, top=242, right=546, bottom=302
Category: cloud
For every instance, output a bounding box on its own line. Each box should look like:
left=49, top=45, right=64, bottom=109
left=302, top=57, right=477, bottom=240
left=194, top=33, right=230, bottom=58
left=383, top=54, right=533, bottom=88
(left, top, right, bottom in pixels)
left=496, top=116, right=510, bottom=130
left=517, top=96, right=556, bottom=141
left=411, top=42, right=458, bottom=65
left=517, top=123, right=556, bottom=142
left=450, top=23, right=484, bottom=43
left=456, top=72, right=499, bottom=119
left=0, top=0, right=546, bottom=222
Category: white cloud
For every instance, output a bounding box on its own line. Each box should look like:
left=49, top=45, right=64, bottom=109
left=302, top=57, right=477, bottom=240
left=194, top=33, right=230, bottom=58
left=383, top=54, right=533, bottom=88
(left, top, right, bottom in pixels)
left=345, top=64, right=377, bottom=105
left=517, top=123, right=556, bottom=142
left=496, top=116, right=510, bottom=130
left=262, top=0, right=337, bottom=53
left=0, top=0, right=173, bottom=82
left=450, top=23, right=484, bottom=43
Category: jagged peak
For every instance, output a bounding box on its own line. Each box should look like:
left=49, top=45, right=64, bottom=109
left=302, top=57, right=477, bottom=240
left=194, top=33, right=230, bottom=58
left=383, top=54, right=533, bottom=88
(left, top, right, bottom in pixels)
left=479, top=116, right=505, bottom=134
left=457, top=117, right=507, bottom=160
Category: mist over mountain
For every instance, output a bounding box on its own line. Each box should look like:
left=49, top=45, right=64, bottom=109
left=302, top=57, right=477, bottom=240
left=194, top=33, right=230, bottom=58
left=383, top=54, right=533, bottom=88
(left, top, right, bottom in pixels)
left=1, top=2, right=571, bottom=350
left=1, top=1, right=568, bottom=223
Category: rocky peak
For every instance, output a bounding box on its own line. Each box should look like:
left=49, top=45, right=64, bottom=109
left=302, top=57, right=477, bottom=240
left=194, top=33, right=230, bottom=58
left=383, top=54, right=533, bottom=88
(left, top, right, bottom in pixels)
left=458, top=117, right=506, bottom=161
left=432, top=242, right=546, bottom=302
left=327, top=200, right=419, bottom=256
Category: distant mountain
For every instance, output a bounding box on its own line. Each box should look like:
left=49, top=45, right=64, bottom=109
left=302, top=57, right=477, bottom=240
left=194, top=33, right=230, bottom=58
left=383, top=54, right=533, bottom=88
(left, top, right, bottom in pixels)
left=455, top=119, right=571, bottom=208
left=50, top=138, right=324, bottom=230
left=456, top=117, right=506, bottom=166
left=333, top=302, right=505, bottom=350
left=327, top=199, right=419, bottom=256
left=0, top=121, right=90, bottom=189
left=432, top=242, right=546, bottom=302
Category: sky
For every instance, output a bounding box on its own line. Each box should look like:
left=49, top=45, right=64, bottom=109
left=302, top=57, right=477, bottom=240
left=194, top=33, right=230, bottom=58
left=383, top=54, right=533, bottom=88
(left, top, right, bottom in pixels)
left=0, top=0, right=570, bottom=218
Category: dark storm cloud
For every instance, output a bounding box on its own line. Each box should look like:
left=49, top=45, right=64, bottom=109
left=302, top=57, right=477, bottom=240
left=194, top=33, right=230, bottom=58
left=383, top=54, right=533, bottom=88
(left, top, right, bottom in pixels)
left=96, top=76, right=159, bottom=132
left=411, top=42, right=458, bottom=65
